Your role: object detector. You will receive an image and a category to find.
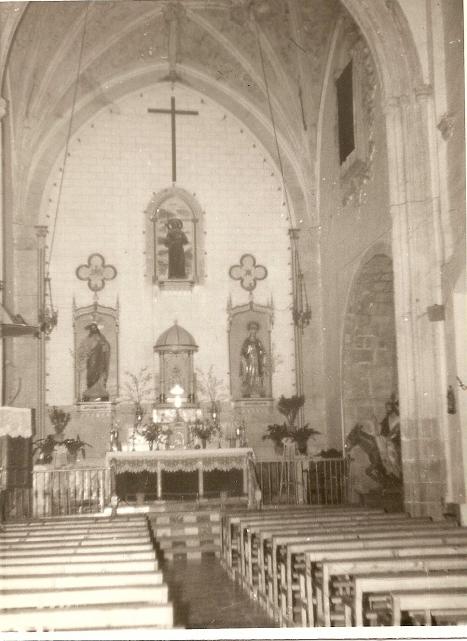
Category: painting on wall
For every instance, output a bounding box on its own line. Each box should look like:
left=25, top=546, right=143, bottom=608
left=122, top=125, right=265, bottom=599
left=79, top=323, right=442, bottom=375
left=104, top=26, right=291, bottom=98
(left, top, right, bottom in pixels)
left=73, top=300, right=119, bottom=403
left=227, top=297, right=273, bottom=401
left=151, top=189, right=201, bottom=285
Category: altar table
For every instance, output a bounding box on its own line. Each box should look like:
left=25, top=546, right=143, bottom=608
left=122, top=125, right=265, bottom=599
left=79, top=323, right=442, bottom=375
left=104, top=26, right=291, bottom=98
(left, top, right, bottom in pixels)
left=106, top=448, right=256, bottom=503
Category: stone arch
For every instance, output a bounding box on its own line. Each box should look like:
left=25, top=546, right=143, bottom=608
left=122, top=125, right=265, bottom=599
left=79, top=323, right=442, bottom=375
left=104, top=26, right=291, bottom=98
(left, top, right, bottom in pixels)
left=342, top=251, right=398, bottom=433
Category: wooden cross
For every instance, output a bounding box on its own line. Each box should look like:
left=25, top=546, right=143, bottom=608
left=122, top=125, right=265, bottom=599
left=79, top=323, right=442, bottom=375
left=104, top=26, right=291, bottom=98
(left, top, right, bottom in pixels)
left=148, top=96, right=198, bottom=183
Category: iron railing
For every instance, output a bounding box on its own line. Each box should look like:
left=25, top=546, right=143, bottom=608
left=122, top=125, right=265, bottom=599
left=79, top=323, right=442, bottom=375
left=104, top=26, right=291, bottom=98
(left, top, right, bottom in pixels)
left=255, top=457, right=349, bottom=505
left=32, top=466, right=110, bottom=518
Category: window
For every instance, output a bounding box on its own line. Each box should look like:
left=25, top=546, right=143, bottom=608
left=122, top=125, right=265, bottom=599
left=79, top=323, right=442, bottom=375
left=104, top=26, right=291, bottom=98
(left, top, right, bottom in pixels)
left=336, top=61, right=355, bottom=164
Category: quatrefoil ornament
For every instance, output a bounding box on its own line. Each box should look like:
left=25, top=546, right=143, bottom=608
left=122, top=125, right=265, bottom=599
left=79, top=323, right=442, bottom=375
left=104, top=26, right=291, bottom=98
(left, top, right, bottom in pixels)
left=76, top=253, right=117, bottom=292
left=229, top=254, right=267, bottom=291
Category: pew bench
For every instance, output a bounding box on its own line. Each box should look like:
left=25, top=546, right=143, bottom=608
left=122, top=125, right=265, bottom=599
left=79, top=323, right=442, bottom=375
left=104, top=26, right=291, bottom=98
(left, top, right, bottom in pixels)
left=0, top=601, right=174, bottom=631
left=1, top=569, right=165, bottom=591
left=236, top=511, right=412, bottom=589
left=314, top=554, right=467, bottom=627
left=1, top=536, right=150, bottom=552
left=391, top=588, right=467, bottom=626
left=222, top=507, right=387, bottom=576
left=1, top=583, right=169, bottom=610
left=275, top=527, right=467, bottom=626
left=345, top=570, right=467, bottom=626
left=1, top=559, right=159, bottom=575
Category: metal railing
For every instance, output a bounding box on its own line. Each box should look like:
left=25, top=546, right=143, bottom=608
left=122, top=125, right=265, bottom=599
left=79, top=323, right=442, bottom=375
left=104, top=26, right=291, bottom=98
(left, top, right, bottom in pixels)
left=255, top=457, right=349, bottom=505
left=32, top=466, right=110, bottom=518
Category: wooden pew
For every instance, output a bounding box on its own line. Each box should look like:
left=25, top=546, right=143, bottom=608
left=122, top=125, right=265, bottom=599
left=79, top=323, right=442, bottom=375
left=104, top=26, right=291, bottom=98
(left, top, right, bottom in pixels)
left=253, top=517, right=435, bottom=598
left=260, top=521, right=456, bottom=612
left=221, top=507, right=387, bottom=573
left=2, top=569, right=165, bottom=591
left=293, top=543, right=467, bottom=627
left=345, top=570, right=467, bottom=627
left=1, top=559, right=159, bottom=575
left=316, top=554, right=467, bottom=626
left=274, top=528, right=467, bottom=625
left=243, top=516, right=427, bottom=597
left=234, top=511, right=410, bottom=586
left=0, top=602, right=174, bottom=631
left=1, top=549, right=156, bottom=565
left=1, top=584, right=169, bottom=610
left=1, top=537, right=150, bottom=551
left=391, top=588, right=467, bottom=625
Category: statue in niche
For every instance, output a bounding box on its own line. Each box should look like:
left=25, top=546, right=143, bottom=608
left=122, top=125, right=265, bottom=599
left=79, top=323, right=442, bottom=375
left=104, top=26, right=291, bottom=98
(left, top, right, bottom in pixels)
left=240, top=321, right=266, bottom=398
left=164, top=218, right=189, bottom=279
left=78, top=323, right=111, bottom=402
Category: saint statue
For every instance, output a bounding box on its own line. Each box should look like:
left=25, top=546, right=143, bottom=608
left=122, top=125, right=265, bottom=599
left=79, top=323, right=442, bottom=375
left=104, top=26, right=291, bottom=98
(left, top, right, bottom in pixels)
left=240, top=321, right=266, bottom=397
left=164, top=218, right=189, bottom=279
left=78, top=322, right=110, bottom=402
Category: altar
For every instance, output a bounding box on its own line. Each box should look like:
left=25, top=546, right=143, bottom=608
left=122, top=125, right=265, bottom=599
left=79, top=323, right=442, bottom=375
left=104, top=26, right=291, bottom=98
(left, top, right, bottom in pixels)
left=106, top=448, right=257, bottom=505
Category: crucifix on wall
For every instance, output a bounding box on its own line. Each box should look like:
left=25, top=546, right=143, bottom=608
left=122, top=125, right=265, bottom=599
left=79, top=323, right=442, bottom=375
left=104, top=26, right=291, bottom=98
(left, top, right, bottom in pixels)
left=148, top=96, right=198, bottom=183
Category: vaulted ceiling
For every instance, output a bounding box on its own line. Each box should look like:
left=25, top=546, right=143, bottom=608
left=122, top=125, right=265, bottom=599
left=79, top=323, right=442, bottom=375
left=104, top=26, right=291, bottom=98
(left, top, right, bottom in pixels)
left=4, top=0, right=343, bottom=223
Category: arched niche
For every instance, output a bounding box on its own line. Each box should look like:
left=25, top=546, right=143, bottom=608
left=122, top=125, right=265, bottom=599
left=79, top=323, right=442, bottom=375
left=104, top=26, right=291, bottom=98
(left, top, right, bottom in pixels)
left=145, top=187, right=205, bottom=289
left=342, top=252, right=398, bottom=431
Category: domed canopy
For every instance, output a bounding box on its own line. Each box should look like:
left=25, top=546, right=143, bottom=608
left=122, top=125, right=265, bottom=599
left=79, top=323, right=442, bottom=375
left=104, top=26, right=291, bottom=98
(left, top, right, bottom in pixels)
left=154, top=322, right=198, bottom=353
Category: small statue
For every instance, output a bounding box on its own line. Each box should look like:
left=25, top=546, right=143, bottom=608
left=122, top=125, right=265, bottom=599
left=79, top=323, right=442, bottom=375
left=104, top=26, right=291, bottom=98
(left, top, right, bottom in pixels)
left=109, top=426, right=121, bottom=452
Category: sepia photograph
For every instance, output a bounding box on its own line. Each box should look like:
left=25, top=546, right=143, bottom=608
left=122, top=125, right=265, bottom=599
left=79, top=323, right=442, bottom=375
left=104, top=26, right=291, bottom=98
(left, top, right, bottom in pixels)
left=0, top=0, right=465, bottom=637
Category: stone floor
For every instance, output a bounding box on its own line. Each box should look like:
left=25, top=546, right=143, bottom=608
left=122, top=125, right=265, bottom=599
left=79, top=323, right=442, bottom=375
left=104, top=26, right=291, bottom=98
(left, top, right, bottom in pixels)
left=161, top=556, right=277, bottom=629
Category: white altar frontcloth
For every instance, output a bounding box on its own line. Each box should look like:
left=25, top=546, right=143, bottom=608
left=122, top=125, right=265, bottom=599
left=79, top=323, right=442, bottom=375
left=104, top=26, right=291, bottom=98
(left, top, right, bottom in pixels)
left=106, top=448, right=256, bottom=502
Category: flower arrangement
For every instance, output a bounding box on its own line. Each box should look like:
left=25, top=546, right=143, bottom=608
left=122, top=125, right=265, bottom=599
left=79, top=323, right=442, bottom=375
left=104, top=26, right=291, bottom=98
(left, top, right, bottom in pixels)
left=63, top=436, right=91, bottom=461
left=33, top=434, right=91, bottom=464
left=191, top=418, right=219, bottom=448
left=138, top=421, right=172, bottom=450
left=48, top=406, right=71, bottom=438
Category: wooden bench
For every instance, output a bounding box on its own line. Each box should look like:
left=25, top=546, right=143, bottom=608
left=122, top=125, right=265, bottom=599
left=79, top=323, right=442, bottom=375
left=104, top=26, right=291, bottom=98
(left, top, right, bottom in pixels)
left=252, top=516, right=433, bottom=598
left=274, top=528, right=467, bottom=625
left=1, top=549, right=156, bottom=565
left=315, top=554, right=467, bottom=627
left=221, top=507, right=387, bottom=573
left=391, top=588, right=467, bottom=625
left=1, top=559, right=159, bottom=575
left=242, top=516, right=427, bottom=597
left=1, top=569, right=165, bottom=591
left=235, top=512, right=412, bottom=587
left=2, top=537, right=151, bottom=552
left=291, top=543, right=467, bottom=627
left=346, top=570, right=467, bottom=626
left=0, top=602, right=174, bottom=631
left=1, top=584, right=170, bottom=610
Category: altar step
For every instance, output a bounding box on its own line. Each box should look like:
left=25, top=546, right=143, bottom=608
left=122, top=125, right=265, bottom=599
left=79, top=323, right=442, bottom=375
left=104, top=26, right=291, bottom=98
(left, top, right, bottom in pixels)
left=149, top=509, right=222, bottom=561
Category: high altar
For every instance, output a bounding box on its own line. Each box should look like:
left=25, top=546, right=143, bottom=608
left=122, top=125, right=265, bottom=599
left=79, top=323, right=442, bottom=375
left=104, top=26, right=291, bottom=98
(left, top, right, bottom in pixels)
left=106, top=448, right=257, bottom=505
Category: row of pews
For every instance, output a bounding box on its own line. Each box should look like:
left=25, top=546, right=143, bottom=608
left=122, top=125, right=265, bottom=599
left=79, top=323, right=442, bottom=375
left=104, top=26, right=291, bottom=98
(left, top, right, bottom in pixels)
left=220, top=504, right=467, bottom=627
left=0, top=514, right=175, bottom=632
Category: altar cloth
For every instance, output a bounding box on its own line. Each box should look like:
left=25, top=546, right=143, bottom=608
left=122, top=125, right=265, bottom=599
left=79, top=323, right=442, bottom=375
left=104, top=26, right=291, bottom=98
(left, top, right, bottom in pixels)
left=106, top=447, right=254, bottom=474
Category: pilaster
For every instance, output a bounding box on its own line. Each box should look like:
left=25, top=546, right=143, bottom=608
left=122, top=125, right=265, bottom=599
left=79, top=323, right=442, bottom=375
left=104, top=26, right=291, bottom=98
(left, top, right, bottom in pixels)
left=0, top=97, right=6, bottom=403
left=385, top=93, right=446, bottom=518
left=35, top=225, right=48, bottom=438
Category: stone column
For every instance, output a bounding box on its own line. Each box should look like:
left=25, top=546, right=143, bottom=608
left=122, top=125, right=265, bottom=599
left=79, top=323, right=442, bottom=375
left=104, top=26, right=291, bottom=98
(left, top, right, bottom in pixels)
left=35, top=225, right=48, bottom=439
left=385, top=92, right=446, bottom=518
left=0, top=97, right=6, bottom=403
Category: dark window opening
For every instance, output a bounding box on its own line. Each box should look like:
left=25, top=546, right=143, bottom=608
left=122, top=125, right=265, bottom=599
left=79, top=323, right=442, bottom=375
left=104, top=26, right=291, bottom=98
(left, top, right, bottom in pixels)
left=336, top=61, right=355, bottom=164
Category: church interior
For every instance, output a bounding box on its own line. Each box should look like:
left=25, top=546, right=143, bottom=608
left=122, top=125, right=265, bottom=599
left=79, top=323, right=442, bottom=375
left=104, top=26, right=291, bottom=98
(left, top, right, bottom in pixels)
left=0, top=0, right=465, bottom=633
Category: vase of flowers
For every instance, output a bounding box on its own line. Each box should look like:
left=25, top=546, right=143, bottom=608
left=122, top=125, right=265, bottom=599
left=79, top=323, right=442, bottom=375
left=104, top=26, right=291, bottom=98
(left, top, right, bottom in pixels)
left=264, top=395, right=320, bottom=455
left=139, top=421, right=172, bottom=450
left=48, top=406, right=71, bottom=443
left=191, top=419, right=219, bottom=449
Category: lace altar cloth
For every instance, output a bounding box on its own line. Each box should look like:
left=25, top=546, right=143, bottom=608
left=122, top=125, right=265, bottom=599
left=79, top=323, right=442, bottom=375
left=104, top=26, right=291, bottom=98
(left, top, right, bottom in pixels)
left=0, top=407, right=32, bottom=438
left=106, top=447, right=255, bottom=474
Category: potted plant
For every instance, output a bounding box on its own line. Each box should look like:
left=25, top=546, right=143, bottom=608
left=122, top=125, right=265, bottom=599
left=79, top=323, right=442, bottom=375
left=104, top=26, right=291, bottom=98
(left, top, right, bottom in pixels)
left=262, top=423, right=290, bottom=454
left=33, top=434, right=58, bottom=464
left=63, top=436, right=92, bottom=463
